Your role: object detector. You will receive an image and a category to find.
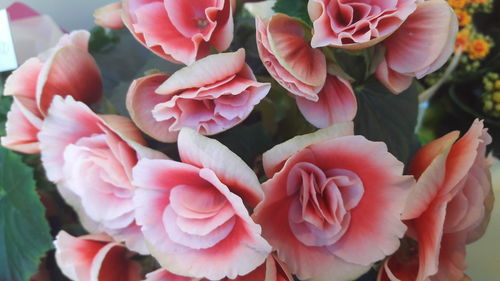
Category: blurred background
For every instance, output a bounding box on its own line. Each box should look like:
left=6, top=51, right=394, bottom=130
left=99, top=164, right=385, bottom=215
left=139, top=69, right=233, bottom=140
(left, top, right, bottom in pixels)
left=0, top=1, right=498, bottom=280
left=0, top=0, right=110, bottom=30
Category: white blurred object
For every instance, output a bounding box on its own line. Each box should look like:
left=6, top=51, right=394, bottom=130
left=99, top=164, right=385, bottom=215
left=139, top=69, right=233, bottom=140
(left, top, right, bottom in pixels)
left=466, top=157, right=500, bottom=279
left=0, top=9, right=17, bottom=71
left=10, top=14, right=64, bottom=65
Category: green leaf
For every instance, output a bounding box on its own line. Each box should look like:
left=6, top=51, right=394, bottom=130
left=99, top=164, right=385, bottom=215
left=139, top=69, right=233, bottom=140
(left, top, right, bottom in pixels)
left=88, top=26, right=121, bottom=54
left=354, top=78, right=419, bottom=165
left=0, top=73, right=13, bottom=136
left=0, top=147, right=53, bottom=281
left=273, top=0, right=312, bottom=26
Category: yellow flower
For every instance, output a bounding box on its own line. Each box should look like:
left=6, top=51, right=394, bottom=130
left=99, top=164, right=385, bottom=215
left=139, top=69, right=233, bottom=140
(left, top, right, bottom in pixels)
left=468, top=38, right=491, bottom=59
left=448, top=0, right=468, bottom=9
left=455, top=29, right=470, bottom=52
left=454, top=9, right=472, bottom=26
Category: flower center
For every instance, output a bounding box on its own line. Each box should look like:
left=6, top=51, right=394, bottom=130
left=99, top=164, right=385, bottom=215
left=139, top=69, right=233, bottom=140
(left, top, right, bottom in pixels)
left=287, top=162, right=364, bottom=246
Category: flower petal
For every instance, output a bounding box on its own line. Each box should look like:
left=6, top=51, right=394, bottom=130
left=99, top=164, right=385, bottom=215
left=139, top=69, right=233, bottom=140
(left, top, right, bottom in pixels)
left=94, top=2, right=125, bottom=30
left=296, top=75, right=357, bottom=128
left=262, top=122, right=354, bottom=178
left=178, top=128, right=264, bottom=207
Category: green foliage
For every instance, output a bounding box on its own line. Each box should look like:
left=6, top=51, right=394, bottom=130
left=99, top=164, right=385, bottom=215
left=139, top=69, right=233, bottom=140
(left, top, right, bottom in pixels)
left=0, top=73, right=13, bottom=136
left=88, top=26, right=121, bottom=54
left=0, top=147, right=53, bottom=281
left=273, top=0, right=312, bottom=26
left=354, top=78, right=419, bottom=165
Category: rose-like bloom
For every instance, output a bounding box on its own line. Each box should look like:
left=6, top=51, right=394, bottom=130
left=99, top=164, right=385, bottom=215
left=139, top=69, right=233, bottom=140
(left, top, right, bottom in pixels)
left=126, top=49, right=270, bottom=142
left=54, top=231, right=142, bottom=281
left=308, top=0, right=417, bottom=49
left=133, top=128, right=271, bottom=280
left=377, top=120, right=493, bottom=281
left=253, top=122, right=415, bottom=281
left=143, top=254, right=293, bottom=281
left=122, top=0, right=233, bottom=65
left=256, top=13, right=327, bottom=101
left=375, top=0, right=458, bottom=94
left=39, top=96, right=166, bottom=254
left=1, top=30, right=102, bottom=153
left=296, top=75, right=357, bottom=128
left=94, top=2, right=124, bottom=30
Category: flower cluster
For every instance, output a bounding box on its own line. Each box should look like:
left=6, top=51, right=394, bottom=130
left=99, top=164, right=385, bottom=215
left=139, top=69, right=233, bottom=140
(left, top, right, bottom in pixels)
left=1, top=1, right=492, bottom=281
left=482, top=72, right=500, bottom=117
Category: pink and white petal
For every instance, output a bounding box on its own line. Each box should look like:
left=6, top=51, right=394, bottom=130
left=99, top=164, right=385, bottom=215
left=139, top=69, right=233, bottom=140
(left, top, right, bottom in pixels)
left=106, top=222, right=149, bottom=255
left=430, top=232, right=467, bottom=281
left=3, top=57, right=43, bottom=99
left=377, top=256, right=418, bottom=281
left=402, top=145, right=452, bottom=220
left=126, top=74, right=179, bottom=143
left=209, top=0, right=234, bottom=53
left=91, top=242, right=142, bottom=281
left=296, top=75, right=357, bottom=128
left=262, top=122, right=354, bottom=178
left=413, top=202, right=448, bottom=281
left=308, top=136, right=412, bottom=265
left=178, top=128, right=264, bottom=207
left=36, top=46, right=103, bottom=115
left=55, top=30, right=91, bottom=51
left=143, top=269, right=195, bottom=281
left=152, top=216, right=270, bottom=280
left=1, top=101, right=41, bottom=153
left=267, top=14, right=326, bottom=87
left=442, top=120, right=486, bottom=196
left=383, top=0, right=457, bottom=77
left=133, top=2, right=200, bottom=65
left=94, top=2, right=125, bottom=30
left=156, top=49, right=246, bottom=95
left=39, top=96, right=103, bottom=182
left=375, top=59, right=413, bottom=95
left=54, top=231, right=108, bottom=281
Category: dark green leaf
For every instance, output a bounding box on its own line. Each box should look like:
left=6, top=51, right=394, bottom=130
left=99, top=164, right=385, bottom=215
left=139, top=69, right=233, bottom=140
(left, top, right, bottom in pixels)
left=88, top=26, right=121, bottom=54
left=0, top=147, right=53, bottom=281
left=273, top=0, right=312, bottom=26
left=0, top=73, right=13, bottom=136
left=354, top=78, right=419, bottom=165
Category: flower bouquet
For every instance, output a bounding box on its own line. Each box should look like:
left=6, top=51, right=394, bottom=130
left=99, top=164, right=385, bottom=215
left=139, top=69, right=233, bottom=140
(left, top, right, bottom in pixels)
left=0, top=0, right=495, bottom=281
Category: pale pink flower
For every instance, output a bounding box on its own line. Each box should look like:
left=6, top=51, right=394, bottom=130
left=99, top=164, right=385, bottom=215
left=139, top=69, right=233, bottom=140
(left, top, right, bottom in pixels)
left=256, top=13, right=327, bottom=101
left=94, top=2, right=124, bottom=30
left=133, top=128, right=271, bottom=280
left=375, top=0, right=458, bottom=94
left=143, top=254, right=293, bottom=281
left=122, top=0, right=234, bottom=65
left=308, top=0, right=417, bottom=50
left=126, top=49, right=270, bottom=143
left=1, top=30, right=102, bottom=153
left=253, top=122, right=415, bottom=281
left=296, top=75, right=357, bottom=128
left=378, top=120, right=493, bottom=281
left=39, top=96, right=166, bottom=254
left=54, top=231, right=142, bottom=281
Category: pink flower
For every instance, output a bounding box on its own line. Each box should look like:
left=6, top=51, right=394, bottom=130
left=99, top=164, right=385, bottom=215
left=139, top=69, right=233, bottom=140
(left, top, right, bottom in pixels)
left=256, top=13, right=327, bottom=101
left=375, top=0, right=458, bottom=94
left=54, top=231, right=142, bottom=281
left=122, top=0, right=234, bottom=65
left=308, top=0, right=417, bottom=49
left=378, top=120, right=493, bottom=281
left=1, top=30, right=102, bottom=154
left=126, top=49, right=270, bottom=142
left=94, top=2, right=124, bottom=30
left=39, top=96, right=166, bottom=254
left=143, top=254, right=293, bottom=281
left=296, top=75, right=357, bottom=128
left=132, top=128, right=272, bottom=280
left=253, top=122, right=415, bottom=281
